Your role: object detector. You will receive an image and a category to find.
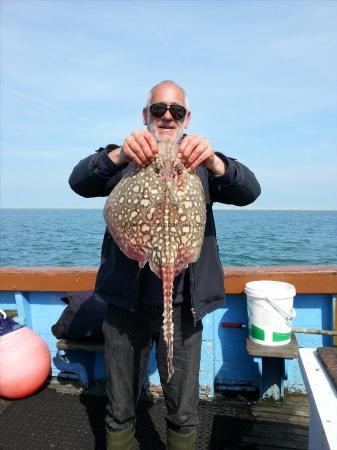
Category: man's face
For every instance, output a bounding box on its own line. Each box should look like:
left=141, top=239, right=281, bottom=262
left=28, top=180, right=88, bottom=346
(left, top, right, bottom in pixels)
left=143, top=84, right=191, bottom=143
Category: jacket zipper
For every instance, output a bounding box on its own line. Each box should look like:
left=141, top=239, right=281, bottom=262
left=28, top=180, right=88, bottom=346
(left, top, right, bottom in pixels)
left=189, top=265, right=199, bottom=323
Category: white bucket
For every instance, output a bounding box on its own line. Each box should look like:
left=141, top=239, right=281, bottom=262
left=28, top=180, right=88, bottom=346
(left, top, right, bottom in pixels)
left=245, top=280, right=296, bottom=346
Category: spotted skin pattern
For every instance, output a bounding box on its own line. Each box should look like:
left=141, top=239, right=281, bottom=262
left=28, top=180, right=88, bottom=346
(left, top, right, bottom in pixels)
left=104, top=141, right=206, bottom=381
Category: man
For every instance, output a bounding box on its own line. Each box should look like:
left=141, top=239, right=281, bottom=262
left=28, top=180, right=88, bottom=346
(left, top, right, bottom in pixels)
left=69, top=80, right=261, bottom=450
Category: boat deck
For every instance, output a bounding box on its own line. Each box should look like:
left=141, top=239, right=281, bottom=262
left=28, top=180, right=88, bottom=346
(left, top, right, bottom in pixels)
left=0, top=381, right=309, bottom=450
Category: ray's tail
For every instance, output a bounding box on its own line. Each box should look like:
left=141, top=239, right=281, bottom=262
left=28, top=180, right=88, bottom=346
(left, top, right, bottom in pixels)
left=162, top=265, right=175, bottom=382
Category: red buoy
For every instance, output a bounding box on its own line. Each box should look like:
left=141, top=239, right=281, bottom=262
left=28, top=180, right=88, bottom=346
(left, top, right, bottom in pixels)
left=0, top=310, right=51, bottom=399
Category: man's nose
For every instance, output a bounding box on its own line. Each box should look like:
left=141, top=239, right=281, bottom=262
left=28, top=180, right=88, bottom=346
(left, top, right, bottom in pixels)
left=162, top=108, right=174, bottom=120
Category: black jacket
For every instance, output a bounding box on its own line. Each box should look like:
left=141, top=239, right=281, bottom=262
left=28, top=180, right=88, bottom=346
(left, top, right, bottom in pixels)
left=69, top=145, right=261, bottom=320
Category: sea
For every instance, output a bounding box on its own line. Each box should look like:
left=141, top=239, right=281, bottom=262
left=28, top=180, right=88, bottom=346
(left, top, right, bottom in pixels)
left=0, top=209, right=336, bottom=267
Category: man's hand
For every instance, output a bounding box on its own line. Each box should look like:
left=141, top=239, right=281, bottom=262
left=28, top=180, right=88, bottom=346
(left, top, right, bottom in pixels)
left=109, top=129, right=158, bottom=167
left=178, top=135, right=226, bottom=176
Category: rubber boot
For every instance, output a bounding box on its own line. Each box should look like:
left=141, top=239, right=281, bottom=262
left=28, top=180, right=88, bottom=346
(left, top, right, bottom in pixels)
left=106, top=423, right=135, bottom=450
left=167, top=428, right=197, bottom=450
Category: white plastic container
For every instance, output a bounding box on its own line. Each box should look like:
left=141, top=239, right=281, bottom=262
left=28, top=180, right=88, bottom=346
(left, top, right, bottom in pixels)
left=245, top=280, right=296, bottom=346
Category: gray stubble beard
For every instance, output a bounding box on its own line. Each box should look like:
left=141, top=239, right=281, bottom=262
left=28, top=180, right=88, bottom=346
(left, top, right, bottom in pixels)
left=147, top=112, right=187, bottom=144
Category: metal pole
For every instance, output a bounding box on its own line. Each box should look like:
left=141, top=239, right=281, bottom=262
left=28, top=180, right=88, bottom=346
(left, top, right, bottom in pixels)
left=292, top=327, right=337, bottom=336
left=219, top=322, right=337, bottom=336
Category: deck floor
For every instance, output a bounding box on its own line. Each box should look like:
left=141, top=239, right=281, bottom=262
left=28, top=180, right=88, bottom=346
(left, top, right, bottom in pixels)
left=0, top=381, right=309, bottom=450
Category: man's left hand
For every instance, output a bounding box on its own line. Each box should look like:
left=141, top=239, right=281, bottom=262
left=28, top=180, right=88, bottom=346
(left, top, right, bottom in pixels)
left=178, top=135, right=226, bottom=176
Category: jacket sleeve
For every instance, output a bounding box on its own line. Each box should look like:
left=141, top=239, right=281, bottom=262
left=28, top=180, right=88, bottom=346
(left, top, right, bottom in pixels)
left=209, top=152, right=261, bottom=206
left=68, top=145, right=128, bottom=198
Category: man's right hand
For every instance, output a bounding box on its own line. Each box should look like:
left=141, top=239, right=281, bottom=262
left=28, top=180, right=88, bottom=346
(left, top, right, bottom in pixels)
left=109, top=129, right=158, bottom=167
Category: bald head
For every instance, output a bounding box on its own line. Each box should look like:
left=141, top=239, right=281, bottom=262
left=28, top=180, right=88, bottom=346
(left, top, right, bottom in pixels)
left=146, top=81, right=189, bottom=110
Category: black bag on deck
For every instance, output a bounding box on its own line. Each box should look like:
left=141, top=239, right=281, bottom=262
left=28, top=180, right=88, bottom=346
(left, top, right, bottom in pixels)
left=51, top=291, right=107, bottom=342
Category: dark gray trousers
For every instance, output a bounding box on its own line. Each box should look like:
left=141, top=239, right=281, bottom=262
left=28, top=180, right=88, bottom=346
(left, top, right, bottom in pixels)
left=103, top=302, right=203, bottom=434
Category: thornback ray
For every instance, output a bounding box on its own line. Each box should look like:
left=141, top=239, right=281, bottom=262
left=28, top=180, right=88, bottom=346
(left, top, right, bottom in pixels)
left=104, top=140, right=206, bottom=382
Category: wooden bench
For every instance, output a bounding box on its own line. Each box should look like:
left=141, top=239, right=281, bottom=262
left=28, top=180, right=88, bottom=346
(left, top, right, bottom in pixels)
left=56, top=336, right=300, bottom=396
left=246, top=335, right=299, bottom=400
left=56, top=339, right=104, bottom=352
left=55, top=339, right=104, bottom=387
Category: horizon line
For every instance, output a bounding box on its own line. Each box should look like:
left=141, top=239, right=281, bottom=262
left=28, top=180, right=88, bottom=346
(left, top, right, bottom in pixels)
left=1, top=207, right=336, bottom=212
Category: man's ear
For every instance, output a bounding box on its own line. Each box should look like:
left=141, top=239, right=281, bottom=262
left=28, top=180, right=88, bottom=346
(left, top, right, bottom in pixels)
left=142, top=107, right=148, bottom=125
left=184, top=111, right=191, bottom=129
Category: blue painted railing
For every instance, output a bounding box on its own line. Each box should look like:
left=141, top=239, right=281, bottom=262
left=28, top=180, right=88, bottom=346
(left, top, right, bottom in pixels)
left=1, top=266, right=336, bottom=398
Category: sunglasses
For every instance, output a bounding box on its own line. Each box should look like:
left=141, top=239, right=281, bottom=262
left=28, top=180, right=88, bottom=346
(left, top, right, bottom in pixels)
left=149, top=102, right=187, bottom=121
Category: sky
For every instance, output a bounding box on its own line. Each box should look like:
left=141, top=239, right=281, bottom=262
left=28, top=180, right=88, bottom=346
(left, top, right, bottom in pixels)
left=1, top=0, right=337, bottom=210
